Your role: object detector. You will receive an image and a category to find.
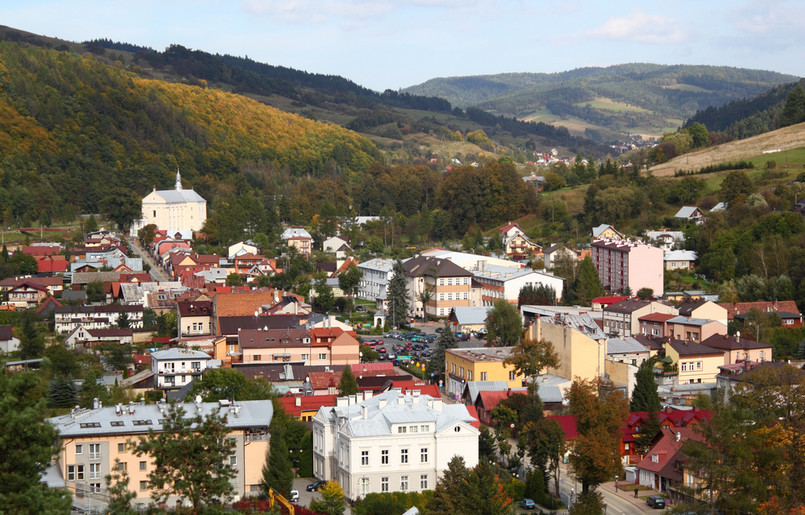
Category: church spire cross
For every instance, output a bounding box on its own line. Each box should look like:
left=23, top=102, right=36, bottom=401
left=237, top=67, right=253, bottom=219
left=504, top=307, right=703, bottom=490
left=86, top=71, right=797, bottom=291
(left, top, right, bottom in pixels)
left=175, top=167, right=183, bottom=191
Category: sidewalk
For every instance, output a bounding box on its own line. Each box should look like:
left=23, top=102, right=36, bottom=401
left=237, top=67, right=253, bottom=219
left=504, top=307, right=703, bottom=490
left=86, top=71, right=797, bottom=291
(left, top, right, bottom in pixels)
left=599, top=479, right=667, bottom=511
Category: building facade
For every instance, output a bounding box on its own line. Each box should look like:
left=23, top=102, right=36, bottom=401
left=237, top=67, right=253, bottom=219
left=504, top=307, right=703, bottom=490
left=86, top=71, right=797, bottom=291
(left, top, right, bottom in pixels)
left=133, top=170, right=207, bottom=235
left=311, top=390, right=479, bottom=501
left=591, top=238, right=664, bottom=295
left=151, top=348, right=214, bottom=390
left=444, top=347, right=525, bottom=399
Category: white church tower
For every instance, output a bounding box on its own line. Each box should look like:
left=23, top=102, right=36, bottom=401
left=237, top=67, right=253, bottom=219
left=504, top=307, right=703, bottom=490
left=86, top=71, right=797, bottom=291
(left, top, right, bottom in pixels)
left=130, top=168, right=207, bottom=237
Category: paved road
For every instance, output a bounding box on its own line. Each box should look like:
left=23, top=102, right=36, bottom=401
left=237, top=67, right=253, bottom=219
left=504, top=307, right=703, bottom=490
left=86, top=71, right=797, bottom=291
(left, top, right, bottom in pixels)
left=557, top=464, right=660, bottom=514
left=128, top=238, right=170, bottom=282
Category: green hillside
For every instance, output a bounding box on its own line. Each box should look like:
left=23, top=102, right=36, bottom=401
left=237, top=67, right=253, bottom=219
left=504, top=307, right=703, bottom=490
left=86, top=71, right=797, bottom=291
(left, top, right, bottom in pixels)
left=402, top=64, right=798, bottom=139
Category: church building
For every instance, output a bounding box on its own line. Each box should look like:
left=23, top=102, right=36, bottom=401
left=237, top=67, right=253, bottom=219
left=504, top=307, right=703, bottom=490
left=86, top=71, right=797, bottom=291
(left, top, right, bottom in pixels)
left=131, top=170, right=207, bottom=236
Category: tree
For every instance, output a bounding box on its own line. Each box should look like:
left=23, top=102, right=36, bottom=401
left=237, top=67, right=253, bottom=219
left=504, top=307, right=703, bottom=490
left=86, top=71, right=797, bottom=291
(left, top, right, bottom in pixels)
left=461, top=459, right=514, bottom=515
left=190, top=368, right=276, bottom=402
left=262, top=420, right=293, bottom=498
left=310, top=481, right=345, bottom=515
left=427, top=455, right=469, bottom=515
left=99, top=187, right=142, bottom=232
left=117, top=310, right=130, bottom=329
left=518, top=283, right=556, bottom=307
left=85, top=214, right=99, bottom=233
left=19, top=309, right=44, bottom=359
left=636, top=287, right=654, bottom=300
left=523, top=417, right=566, bottom=500
left=226, top=272, right=244, bottom=287
left=719, top=170, right=755, bottom=204
left=630, top=358, right=661, bottom=412
left=338, top=264, right=362, bottom=300
left=387, top=259, right=410, bottom=328
left=0, top=372, right=72, bottom=513
left=86, top=280, right=106, bottom=303
left=338, top=365, right=359, bottom=396
left=426, top=319, right=457, bottom=382
left=9, top=251, right=38, bottom=275
left=102, top=343, right=134, bottom=371
left=568, top=379, right=629, bottom=494
left=313, top=276, right=335, bottom=313
left=105, top=459, right=137, bottom=515
left=504, top=338, right=560, bottom=394
left=132, top=402, right=236, bottom=513
left=572, top=258, right=604, bottom=305
left=485, top=299, right=522, bottom=347
left=138, top=223, right=158, bottom=246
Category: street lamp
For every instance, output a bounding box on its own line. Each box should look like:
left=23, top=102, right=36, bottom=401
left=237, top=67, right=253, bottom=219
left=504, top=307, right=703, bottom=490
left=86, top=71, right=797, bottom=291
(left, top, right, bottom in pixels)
left=615, top=474, right=619, bottom=492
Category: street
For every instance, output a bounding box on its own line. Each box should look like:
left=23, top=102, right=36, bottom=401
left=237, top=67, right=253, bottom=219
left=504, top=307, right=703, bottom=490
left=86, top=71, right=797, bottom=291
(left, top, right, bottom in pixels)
left=557, top=463, right=660, bottom=514
left=128, top=238, right=171, bottom=282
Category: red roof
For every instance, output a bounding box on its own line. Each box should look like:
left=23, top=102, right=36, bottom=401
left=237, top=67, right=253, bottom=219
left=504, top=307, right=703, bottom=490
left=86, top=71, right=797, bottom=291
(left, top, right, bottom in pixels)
left=547, top=415, right=578, bottom=440
left=638, top=313, right=676, bottom=322
left=477, top=389, right=526, bottom=411
left=276, top=394, right=339, bottom=418
left=636, top=427, right=702, bottom=474
left=592, top=296, right=629, bottom=305
left=351, top=362, right=395, bottom=375
left=465, top=405, right=482, bottom=429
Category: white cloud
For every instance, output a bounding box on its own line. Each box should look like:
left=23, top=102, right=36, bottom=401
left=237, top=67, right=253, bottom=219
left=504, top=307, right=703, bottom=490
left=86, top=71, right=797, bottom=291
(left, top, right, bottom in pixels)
left=590, top=10, right=687, bottom=44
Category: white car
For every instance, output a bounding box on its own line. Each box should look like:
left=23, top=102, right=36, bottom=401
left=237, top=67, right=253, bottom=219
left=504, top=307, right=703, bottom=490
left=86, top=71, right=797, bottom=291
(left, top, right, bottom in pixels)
left=289, top=489, right=299, bottom=503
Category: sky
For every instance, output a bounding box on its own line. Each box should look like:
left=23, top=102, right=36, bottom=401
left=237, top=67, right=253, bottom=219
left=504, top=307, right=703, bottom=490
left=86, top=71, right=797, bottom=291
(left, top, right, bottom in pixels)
left=2, top=0, right=804, bottom=92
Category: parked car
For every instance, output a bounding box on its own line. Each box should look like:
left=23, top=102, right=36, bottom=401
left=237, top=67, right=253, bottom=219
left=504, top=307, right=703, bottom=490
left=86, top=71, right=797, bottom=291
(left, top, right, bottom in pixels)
left=457, top=333, right=470, bottom=341
left=646, top=495, right=666, bottom=509
left=306, top=480, right=326, bottom=492
left=435, top=327, right=444, bottom=333
left=519, top=498, right=536, bottom=509
left=289, top=489, right=299, bottom=502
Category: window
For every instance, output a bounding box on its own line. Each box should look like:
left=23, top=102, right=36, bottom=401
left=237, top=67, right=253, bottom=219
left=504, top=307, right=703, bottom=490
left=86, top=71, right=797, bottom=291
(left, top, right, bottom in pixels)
left=117, top=462, right=127, bottom=472
left=420, top=425, right=428, bottom=432
left=118, top=443, right=126, bottom=453
left=410, top=425, right=418, bottom=433
left=420, top=474, right=428, bottom=489
left=90, top=483, right=101, bottom=494
left=480, top=372, right=487, bottom=381
left=254, top=354, right=262, bottom=361
left=140, top=481, right=147, bottom=491
left=381, top=477, right=389, bottom=492
left=301, top=354, right=309, bottom=361
left=76, top=465, right=84, bottom=480
left=509, top=371, right=516, bottom=381
left=381, top=450, right=389, bottom=464
left=625, top=443, right=630, bottom=450
left=67, top=465, right=75, bottom=481
left=401, top=449, right=408, bottom=464
left=229, top=455, right=237, bottom=467
left=697, top=361, right=702, bottom=369
left=89, top=463, right=101, bottom=480
left=89, top=443, right=101, bottom=460
left=75, top=444, right=83, bottom=455
left=681, top=363, right=687, bottom=372
left=420, top=448, right=428, bottom=463
left=361, top=451, right=369, bottom=465
left=400, top=475, right=408, bottom=491
left=398, top=426, right=406, bottom=434
left=318, top=353, right=327, bottom=360
left=139, top=461, right=147, bottom=471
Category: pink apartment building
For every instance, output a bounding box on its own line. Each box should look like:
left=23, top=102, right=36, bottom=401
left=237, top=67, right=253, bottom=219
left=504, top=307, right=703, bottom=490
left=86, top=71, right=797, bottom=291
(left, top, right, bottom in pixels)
left=591, top=238, right=664, bottom=295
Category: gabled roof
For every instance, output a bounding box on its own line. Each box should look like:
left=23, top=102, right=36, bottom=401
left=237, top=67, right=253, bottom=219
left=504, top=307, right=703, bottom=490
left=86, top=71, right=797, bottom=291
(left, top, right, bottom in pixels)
left=604, top=298, right=650, bottom=314
left=717, top=300, right=801, bottom=319
left=666, top=339, right=723, bottom=357
left=700, top=333, right=771, bottom=351
left=639, top=313, right=676, bottom=323
left=547, top=415, right=578, bottom=440
left=674, top=206, right=703, bottom=219
left=636, top=427, right=702, bottom=478
left=403, top=255, right=472, bottom=278
left=592, top=295, right=629, bottom=305
left=151, top=348, right=211, bottom=361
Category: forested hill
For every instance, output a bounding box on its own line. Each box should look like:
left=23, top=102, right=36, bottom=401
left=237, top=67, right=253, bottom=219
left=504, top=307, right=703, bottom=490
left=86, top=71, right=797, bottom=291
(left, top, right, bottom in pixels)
left=402, top=64, right=798, bottom=138
left=684, top=79, right=805, bottom=139
left=0, top=39, right=379, bottom=220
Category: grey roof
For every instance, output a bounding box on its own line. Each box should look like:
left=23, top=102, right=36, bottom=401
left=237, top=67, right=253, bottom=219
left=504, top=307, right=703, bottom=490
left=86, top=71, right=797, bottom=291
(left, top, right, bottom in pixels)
left=451, top=306, right=491, bottom=326
left=541, top=311, right=607, bottom=340
left=464, top=381, right=511, bottom=404
left=152, top=189, right=206, bottom=204
left=61, top=290, right=87, bottom=302
left=646, top=230, right=685, bottom=241
left=529, top=374, right=571, bottom=403
left=318, top=390, right=477, bottom=438
left=666, top=316, right=712, bottom=326
left=48, top=399, right=272, bottom=438
left=281, top=228, right=312, bottom=240
left=674, top=206, right=702, bottom=219
left=151, top=348, right=211, bottom=361
left=607, top=337, right=650, bottom=355
left=358, top=258, right=395, bottom=273
left=664, top=250, right=697, bottom=261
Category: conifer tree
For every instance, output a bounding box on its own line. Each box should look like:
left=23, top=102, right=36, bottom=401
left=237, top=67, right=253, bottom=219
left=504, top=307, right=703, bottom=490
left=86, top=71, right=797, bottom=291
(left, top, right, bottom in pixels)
left=630, top=358, right=661, bottom=413
left=387, top=259, right=410, bottom=328
left=426, top=319, right=457, bottom=382
left=338, top=365, right=359, bottom=396
left=572, top=258, right=604, bottom=305
left=261, top=420, right=293, bottom=498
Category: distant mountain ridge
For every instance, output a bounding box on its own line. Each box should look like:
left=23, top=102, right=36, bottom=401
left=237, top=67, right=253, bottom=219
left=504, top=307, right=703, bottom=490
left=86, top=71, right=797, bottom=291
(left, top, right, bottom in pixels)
left=402, top=64, right=799, bottom=138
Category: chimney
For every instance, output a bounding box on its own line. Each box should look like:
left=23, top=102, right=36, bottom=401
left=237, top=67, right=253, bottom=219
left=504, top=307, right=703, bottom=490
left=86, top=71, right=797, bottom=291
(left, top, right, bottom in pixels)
left=676, top=432, right=681, bottom=442
left=295, top=396, right=302, bottom=407
left=363, top=391, right=373, bottom=401
left=361, top=405, right=368, bottom=419
left=397, top=395, right=405, bottom=405
left=378, top=398, right=387, bottom=409
left=431, top=398, right=443, bottom=412
left=93, top=398, right=99, bottom=409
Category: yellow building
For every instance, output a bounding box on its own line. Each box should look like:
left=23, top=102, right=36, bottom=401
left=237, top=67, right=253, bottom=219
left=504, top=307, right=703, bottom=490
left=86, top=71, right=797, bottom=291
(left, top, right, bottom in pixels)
left=662, top=340, right=725, bottom=384
left=525, top=314, right=608, bottom=382
left=133, top=169, right=207, bottom=235
left=405, top=255, right=473, bottom=318
left=444, top=347, right=525, bottom=399
left=48, top=399, right=272, bottom=511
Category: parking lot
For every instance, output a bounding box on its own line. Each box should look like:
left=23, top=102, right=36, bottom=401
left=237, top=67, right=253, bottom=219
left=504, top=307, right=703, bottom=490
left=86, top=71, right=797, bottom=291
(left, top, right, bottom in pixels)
left=361, top=325, right=487, bottom=371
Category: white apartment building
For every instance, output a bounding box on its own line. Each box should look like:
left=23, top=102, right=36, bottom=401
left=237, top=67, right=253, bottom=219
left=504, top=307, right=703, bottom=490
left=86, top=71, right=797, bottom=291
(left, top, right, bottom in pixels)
left=469, top=263, right=564, bottom=305
left=54, top=305, right=144, bottom=334
left=311, top=390, right=479, bottom=500
left=151, top=348, right=215, bottom=390
left=357, top=258, right=395, bottom=305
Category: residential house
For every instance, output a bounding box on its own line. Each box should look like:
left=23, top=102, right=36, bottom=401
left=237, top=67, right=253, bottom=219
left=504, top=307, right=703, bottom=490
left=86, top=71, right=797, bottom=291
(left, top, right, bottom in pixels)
left=7, top=279, right=49, bottom=308
left=498, top=222, right=541, bottom=260
left=404, top=255, right=473, bottom=319
left=48, top=399, right=271, bottom=508
left=602, top=299, right=677, bottom=337
left=543, top=244, right=579, bottom=270
left=678, top=299, right=728, bottom=328
left=323, top=236, right=352, bottom=255
left=151, top=348, right=214, bottom=390
left=591, top=238, right=665, bottom=295
left=444, top=347, right=525, bottom=399
left=474, top=388, right=530, bottom=426
left=590, top=296, right=629, bottom=311
left=662, top=340, right=725, bottom=385
left=448, top=306, right=491, bottom=334
left=311, top=390, right=479, bottom=500
left=591, top=224, right=625, bottom=241
left=227, top=240, right=259, bottom=259
left=64, top=326, right=134, bottom=349
left=717, top=300, right=803, bottom=328
left=281, top=228, right=313, bottom=256
left=674, top=206, right=705, bottom=225
left=636, top=427, right=703, bottom=494
left=700, top=333, right=772, bottom=365
left=277, top=393, right=339, bottom=422
left=232, top=253, right=264, bottom=275
left=177, top=300, right=213, bottom=338
left=666, top=316, right=726, bottom=343
left=664, top=250, right=697, bottom=271
left=621, top=409, right=710, bottom=465
left=357, top=258, right=395, bottom=307
left=638, top=313, right=676, bottom=338
left=0, top=326, right=19, bottom=354
left=645, top=230, right=685, bottom=251
left=54, top=305, right=144, bottom=334
left=468, top=263, right=564, bottom=305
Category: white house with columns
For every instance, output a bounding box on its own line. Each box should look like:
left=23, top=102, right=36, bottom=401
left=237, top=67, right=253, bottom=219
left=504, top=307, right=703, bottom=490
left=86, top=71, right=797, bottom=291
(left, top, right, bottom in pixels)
left=311, top=389, right=479, bottom=501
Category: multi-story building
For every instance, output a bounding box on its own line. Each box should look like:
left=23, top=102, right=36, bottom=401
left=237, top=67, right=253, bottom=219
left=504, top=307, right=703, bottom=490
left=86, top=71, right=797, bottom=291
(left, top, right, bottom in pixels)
left=525, top=311, right=609, bottom=382
left=237, top=327, right=360, bottom=367
left=666, top=316, right=726, bottom=343
left=48, top=399, right=271, bottom=511
left=177, top=300, right=214, bottom=337
left=311, top=390, right=479, bottom=501
left=468, top=263, right=564, bottom=305
left=280, top=228, right=313, bottom=256
left=151, top=348, right=214, bottom=390
left=444, top=347, right=525, bottom=399
left=662, top=340, right=724, bottom=385
left=357, top=258, right=395, bottom=305
left=132, top=170, right=207, bottom=235
left=602, top=299, right=677, bottom=337
left=54, top=305, right=144, bottom=334
left=404, top=256, right=472, bottom=318
left=591, top=238, right=664, bottom=295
